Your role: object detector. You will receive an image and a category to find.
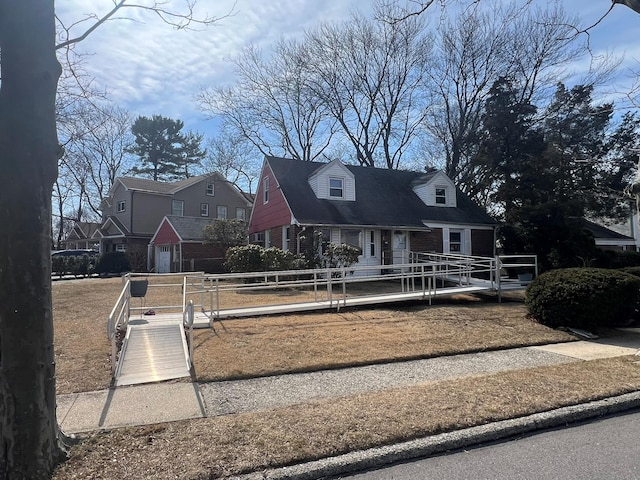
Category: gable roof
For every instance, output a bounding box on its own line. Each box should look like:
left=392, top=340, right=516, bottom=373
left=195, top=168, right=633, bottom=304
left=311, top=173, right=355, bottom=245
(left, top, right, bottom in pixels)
left=265, top=156, right=496, bottom=228
left=161, top=215, right=214, bottom=242
left=582, top=219, right=635, bottom=241
left=114, top=173, right=227, bottom=196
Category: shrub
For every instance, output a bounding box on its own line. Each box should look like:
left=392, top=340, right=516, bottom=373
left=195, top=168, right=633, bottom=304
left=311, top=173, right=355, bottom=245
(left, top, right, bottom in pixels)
left=94, top=252, right=131, bottom=276
left=319, top=243, right=361, bottom=269
left=225, top=244, right=309, bottom=274
left=525, top=267, right=640, bottom=330
left=225, top=244, right=264, bottom=273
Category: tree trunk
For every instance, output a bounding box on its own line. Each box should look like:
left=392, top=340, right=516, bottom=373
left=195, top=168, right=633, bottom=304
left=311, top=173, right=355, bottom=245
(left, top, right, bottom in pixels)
left=0, top=1, right=66, bottom=478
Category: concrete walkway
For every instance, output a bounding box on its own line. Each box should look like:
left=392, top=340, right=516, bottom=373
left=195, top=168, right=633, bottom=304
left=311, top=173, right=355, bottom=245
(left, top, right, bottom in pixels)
left=57, top=330, right=640, bottom=435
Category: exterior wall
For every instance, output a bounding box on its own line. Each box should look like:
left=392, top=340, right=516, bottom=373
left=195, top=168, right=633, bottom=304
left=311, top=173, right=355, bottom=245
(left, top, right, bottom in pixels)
left=471, top=229, right=495, bottom=257
left=249, top=163, right=292, bottom=234
left=174, top=176, right=250, bottom=220
left=152, top=220, right=180, bottom=244
left=129, top=191, right=172, bottom=235
left=411, top=230, right=443, bottom=253
left=106, top=183, right=133, bottom=232
left=269, top=226, right=283, bottom=251
left=181, top=243, right=226, bottom=273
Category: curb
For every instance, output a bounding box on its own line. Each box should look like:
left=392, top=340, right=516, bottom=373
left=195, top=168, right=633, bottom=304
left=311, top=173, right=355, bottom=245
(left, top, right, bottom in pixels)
left=233, top=391, right=640, bottom=480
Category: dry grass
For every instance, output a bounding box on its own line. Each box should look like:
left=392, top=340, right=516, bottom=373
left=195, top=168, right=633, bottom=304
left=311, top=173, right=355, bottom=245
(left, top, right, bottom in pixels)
left=53, top=356, right=640, bottom=480
left=193, top=301, right=573, bottom=381
left=51, top=276, right=640, bottom=479
left=53, top=277, right=572, bottom=392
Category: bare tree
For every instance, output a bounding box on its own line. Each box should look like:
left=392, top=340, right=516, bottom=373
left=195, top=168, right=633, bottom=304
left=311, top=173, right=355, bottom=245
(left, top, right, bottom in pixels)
left=199, top=40, right=335, bottom=162
left=204, top=127, right=259, bottom=194
left=62, top=104, right=134, bottom=219
left=305, top=2, right=431, bottom=168
left=0, top=1, right=225, bottom=477
left=425, top=1, right=603, bottom=197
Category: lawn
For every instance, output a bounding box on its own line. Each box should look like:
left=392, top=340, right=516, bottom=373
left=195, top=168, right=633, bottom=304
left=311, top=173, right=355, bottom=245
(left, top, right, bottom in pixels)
left=50, top=275, right=640, bottom=479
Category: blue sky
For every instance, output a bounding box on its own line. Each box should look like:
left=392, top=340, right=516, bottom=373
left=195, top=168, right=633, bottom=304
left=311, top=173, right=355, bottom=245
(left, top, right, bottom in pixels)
left=54, top=0, right=640, bottom=141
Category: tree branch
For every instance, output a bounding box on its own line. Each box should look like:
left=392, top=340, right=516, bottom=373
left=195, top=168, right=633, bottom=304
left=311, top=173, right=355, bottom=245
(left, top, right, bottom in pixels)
left=56, top=0, right=235, bottom=50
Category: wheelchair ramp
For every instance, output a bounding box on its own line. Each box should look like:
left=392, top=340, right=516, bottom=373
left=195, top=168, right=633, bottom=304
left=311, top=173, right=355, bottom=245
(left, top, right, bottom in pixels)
left=115, top=321, right=191, bottom=387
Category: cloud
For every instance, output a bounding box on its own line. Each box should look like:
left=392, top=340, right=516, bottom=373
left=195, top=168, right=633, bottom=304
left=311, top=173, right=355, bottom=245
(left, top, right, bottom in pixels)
left=55, top=0, right=640, bottom=138
left=55, top=0, right=365, bottom=132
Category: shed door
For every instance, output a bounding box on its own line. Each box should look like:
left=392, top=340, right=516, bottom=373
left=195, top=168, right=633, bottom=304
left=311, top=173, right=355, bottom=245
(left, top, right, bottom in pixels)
left=156, top=245, right=171, bottom=273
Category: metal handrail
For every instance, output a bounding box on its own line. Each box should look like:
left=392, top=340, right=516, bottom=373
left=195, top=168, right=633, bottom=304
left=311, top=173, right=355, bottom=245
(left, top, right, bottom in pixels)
left=107, top=278, right=131, bottom=374
left=184, top=300, right=194, bottom=367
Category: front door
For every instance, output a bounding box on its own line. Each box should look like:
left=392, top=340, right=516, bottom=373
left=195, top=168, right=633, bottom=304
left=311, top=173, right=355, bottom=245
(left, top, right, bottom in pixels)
left=381, top=230, right=392, bottom=266
left=156, top=245, right=171, bottom=273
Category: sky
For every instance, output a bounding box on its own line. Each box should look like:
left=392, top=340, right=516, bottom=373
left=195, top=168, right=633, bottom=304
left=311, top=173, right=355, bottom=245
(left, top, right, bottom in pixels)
left=54, top=0, right=640, bottom=142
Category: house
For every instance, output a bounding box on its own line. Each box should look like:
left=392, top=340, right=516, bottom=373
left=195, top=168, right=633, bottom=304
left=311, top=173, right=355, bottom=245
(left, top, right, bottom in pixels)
left=149, top=215, right=229, bottom=273
left=65, top=172, right=252, bottom=271
left=582, top=218, right=638, bottom=252
left=62, top=221, right=102, bottom=250
left=248, top=156, right=497, bottom=269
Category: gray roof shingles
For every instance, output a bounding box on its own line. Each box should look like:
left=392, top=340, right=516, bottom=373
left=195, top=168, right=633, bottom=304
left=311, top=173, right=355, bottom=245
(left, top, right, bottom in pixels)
left=266, top=156, right=496, bottom=228
left=164, top=216, right=214, bottom=242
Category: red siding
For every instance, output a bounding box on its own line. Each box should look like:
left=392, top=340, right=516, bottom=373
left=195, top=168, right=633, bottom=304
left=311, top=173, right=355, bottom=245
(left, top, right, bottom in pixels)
left=249, top=163, right=293, bottom=234
left=152, top=220, right=180, bottom=244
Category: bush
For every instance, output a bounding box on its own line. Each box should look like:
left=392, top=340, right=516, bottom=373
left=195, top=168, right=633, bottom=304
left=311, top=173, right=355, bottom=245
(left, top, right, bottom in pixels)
left=525, top=267, right=640, bottom=330
left=225, top=244, right=264, bottom=273
left=94, top=252, right=131, bottom=276
left=51, top=254, right=94, bottom=277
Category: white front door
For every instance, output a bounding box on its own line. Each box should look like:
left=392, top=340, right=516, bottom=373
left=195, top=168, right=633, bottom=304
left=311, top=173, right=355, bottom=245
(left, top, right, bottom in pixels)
left=156, top=245, right=171, bottom=273
left=392, top=230, right=408, bottom=264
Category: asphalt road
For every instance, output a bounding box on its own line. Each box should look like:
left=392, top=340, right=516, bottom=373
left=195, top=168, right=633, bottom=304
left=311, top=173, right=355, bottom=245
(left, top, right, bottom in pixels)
left=338, top=408, right=640, bottom=480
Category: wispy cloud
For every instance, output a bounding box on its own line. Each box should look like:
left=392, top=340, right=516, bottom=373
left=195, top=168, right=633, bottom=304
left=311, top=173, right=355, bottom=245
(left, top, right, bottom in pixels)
left=55, top=0, right=640, bottom=136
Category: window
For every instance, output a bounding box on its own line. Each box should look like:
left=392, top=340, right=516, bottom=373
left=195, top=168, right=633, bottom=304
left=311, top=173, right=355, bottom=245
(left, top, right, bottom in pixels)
left=369, top=230, right=376, bottom=257
left=254, top=232, right=264, bottom=242
left=236, top=207, right=246, bottom=221
left=206, top=183, right=215, bottom=196
left=116, top=201, right=125, bottom=213
left=435, top=187, right=447, bottom=205
left=200, top=203, right=209, bottom=217
left=283, top=226, right=290, bottom=251
left=172, top=199, right=184, bottom=216
left=115, top=244, right=126, bottom=252
left=341, top=229, right=363, bottom=255
left=329, top=177, right=344, bottom=198
left=449, top=231, right=462, bottom=252
left=263, top=177, right=269, bottom=204
left=265, top=229, right=271, bottom=247
left=217, top=205, right=227, bottom=219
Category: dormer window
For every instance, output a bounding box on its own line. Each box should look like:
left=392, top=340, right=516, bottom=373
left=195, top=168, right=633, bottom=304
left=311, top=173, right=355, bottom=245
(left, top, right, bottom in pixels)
left=435, top=187, right=447, bottom=205
left=329, top=178, right=344, bottom=198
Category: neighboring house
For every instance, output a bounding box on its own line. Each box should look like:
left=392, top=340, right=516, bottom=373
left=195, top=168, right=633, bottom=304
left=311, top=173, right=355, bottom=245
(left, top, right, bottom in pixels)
left=62, top=221, right=102, bottom=251
left=248, top=156, right=497, bottom=270
left=583, top=218, right=638, bottom=252
left=150, top=216, right=229, bottom=273
left=65, top=172, right=252, bottom=271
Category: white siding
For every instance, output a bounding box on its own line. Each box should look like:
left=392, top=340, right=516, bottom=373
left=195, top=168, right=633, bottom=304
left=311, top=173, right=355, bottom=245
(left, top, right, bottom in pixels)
left=308, top=161, right=356, bottom=201
left=413, top=171, right=457, bottom=208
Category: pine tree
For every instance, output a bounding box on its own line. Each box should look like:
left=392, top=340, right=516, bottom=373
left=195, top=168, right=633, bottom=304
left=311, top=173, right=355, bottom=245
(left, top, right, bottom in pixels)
left=128, top=115, right=205, bottom=181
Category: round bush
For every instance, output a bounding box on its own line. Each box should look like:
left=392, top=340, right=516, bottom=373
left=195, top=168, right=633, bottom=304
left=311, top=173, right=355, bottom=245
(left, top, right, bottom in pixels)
left=525, top=267, right=640, bottom=330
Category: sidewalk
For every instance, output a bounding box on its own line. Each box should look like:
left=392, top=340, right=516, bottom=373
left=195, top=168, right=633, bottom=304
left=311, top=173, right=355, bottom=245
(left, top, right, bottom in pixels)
left=57, top=332, right=640, bottom=434
left=56, top=331, right=640, bottom=479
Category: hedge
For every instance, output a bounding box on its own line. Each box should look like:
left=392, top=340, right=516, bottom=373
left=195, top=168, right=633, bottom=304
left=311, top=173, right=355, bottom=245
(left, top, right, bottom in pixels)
left=525, top=267, right=640, bottom=330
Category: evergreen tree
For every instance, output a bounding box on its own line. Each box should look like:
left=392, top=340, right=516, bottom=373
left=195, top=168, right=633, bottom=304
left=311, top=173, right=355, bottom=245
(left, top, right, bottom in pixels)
left=128, top=115, right=205, bottom=181
left=475, top=81, right=639, bottom=270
